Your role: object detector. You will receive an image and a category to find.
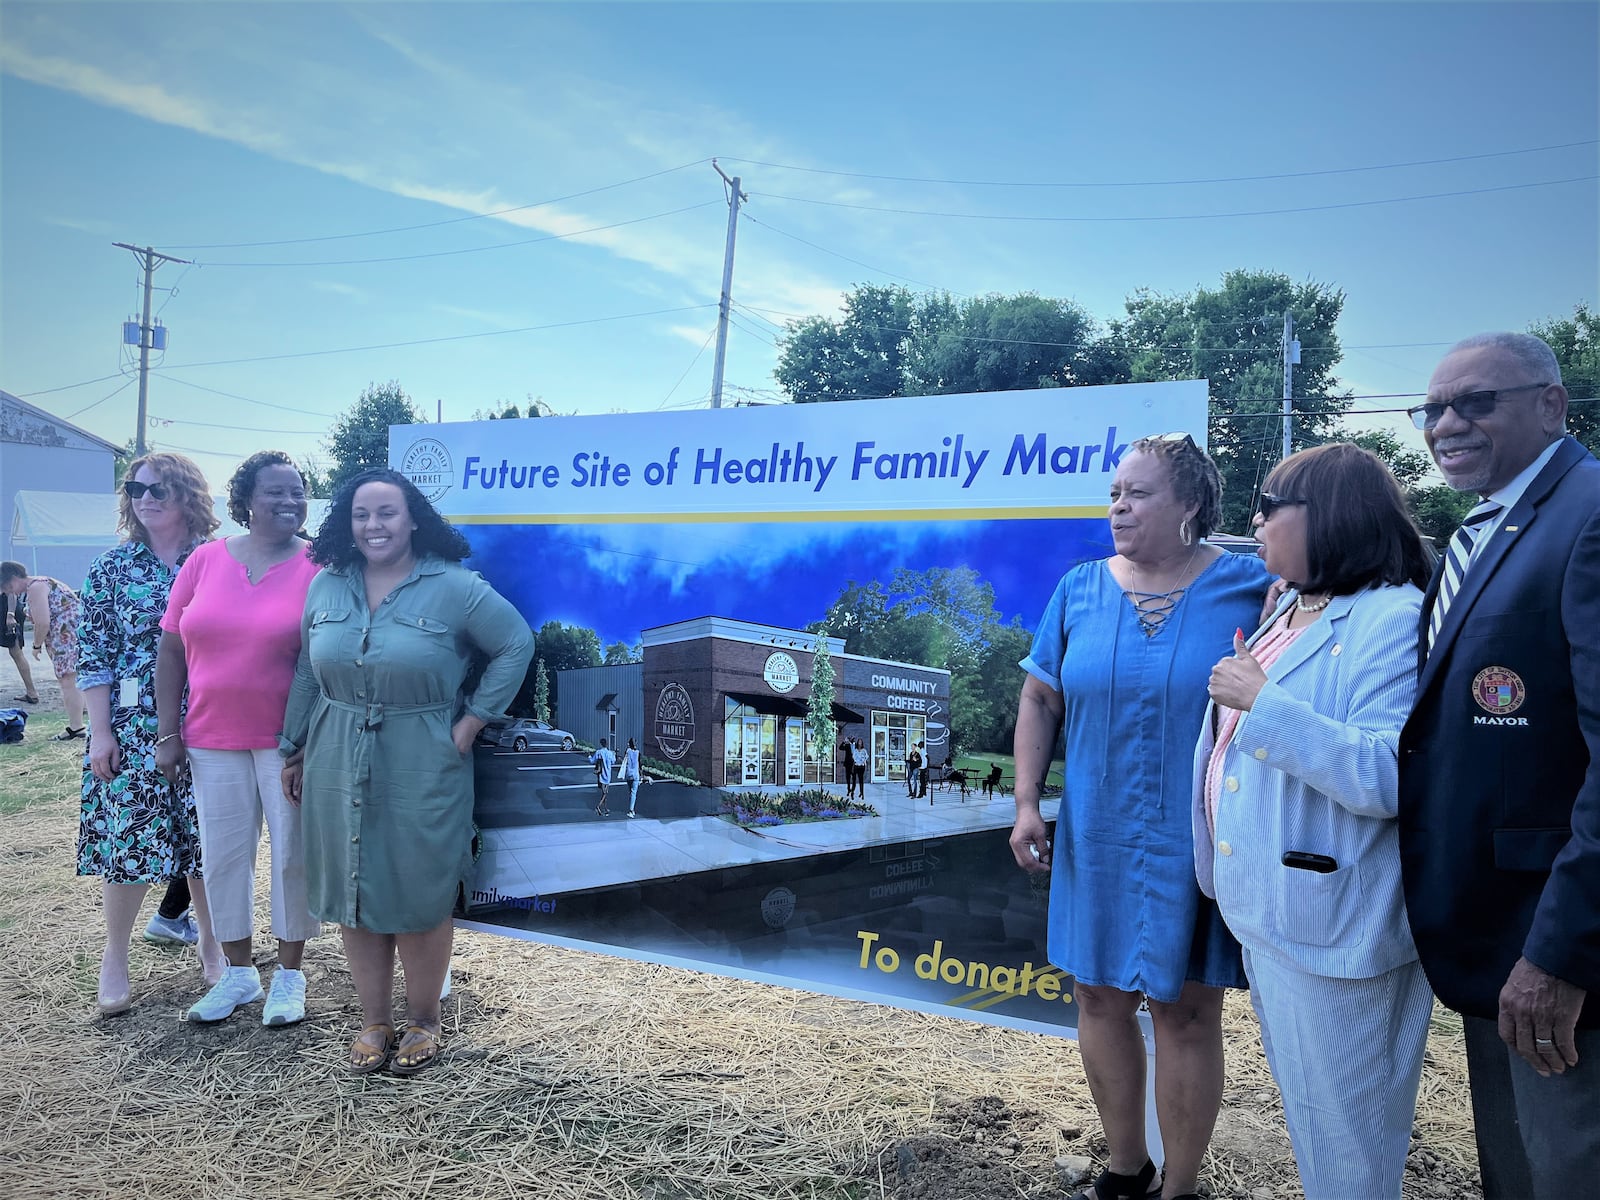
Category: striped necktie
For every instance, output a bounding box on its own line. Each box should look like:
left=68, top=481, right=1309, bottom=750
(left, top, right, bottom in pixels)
left=1427, top=500, right=1503, bottom=653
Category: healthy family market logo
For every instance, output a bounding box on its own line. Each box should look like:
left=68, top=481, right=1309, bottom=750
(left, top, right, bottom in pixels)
left=400, top=438, right=453, bottom=503
left=654, top=682, right=695, bottom=761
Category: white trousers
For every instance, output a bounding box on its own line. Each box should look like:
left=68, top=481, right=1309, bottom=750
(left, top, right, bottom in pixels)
left=1242, top=946, right=1433, bottom=1200
left=187, top=747, right=320, bottom=944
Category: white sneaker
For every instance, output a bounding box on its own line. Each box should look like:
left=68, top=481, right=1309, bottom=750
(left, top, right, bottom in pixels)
left=186, top=964, right=263, bottom=1023
left=143, top=910, right=199, bottom=946
left=262, top=967, right=307, bottom=1027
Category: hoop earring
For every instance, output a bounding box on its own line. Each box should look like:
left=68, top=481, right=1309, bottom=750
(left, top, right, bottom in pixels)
left=1179, top=517, right=1193, bottom=547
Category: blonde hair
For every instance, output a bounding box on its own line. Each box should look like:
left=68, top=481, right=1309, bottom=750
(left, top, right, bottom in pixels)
left=119, top=452, right=220, bottom=545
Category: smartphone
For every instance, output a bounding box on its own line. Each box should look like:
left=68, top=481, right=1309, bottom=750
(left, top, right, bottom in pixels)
left=1282, top=850, right=1338, bottom=874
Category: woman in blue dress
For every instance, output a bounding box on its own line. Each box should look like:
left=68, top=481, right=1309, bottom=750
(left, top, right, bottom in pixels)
left=1009, top=433, right=1270, bottom=1200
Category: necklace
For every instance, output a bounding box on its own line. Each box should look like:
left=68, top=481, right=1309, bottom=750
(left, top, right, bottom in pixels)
left=1295, top=593, right=1332, bottom=613
left=1126, top=545, right=1200, bottom=637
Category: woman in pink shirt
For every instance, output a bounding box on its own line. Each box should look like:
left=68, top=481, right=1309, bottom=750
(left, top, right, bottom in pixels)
left=156, top=451, right=322, bottom=1027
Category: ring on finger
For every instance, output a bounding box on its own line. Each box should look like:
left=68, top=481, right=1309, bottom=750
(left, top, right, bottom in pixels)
left=1535, top=1037, right=1556, bottom=1048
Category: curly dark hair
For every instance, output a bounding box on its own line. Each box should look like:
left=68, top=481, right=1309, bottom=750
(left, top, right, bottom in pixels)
left=227, top=450, right=308, bottom=527
left=310, top=468, right=471, bottom=569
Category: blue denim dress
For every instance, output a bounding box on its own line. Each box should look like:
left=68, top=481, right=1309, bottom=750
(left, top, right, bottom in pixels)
left=1022, top=551, right=1268, bottom=1001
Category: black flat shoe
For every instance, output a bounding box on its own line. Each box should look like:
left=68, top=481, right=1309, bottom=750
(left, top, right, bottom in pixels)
left=12, top=693, right=40, bottom=705
left=50, top=726, right=86, bottom=741
left=1073, top=1159, right=1162, bottom=1200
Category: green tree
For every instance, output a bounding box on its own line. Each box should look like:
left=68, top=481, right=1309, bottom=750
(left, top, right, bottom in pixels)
left=1531, top=304, right=1600, bottom=455
left=1342, top=428, right=1467, bottom=545
left=1342, top=429, right=1432, bottom=490
left=773, top=272, right=1352, bottom=534
left=774, top=284, right=918, bottom=402
left=902, top=293, right=1099, bottom=394
left=532, top=658, right=551, bottom=724
left=325, top=381, right=424, bottom=492
left=512, top=621, right=601, bottom=718
left=603, top=640, right=635, bottom=665
left=809, top=567, right=1027, bottom=756
left=1113, top=270, right=1351, bottom=534
left=806, top=628, right=837, bottom=772
left=297, top=454, right=333, bottom=498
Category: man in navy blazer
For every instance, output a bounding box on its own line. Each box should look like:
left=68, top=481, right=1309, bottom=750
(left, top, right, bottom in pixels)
left=1398, top=332, right=1600, bottom=1197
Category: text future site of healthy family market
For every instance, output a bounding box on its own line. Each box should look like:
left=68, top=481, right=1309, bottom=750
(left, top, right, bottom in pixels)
left=391, top=380, right=1203, bottom=1038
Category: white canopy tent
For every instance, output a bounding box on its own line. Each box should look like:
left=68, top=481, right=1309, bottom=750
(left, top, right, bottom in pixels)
left=8, top=490, right=331, bottom=571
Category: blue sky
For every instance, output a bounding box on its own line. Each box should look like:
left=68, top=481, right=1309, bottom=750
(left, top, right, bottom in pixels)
left=3, top=2, right=1596, bottom=491
left=469, top=516, right=1113, bottom=648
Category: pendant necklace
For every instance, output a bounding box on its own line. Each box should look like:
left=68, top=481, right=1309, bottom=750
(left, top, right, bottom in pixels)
left=1126, top=545, right=1200, bottom=637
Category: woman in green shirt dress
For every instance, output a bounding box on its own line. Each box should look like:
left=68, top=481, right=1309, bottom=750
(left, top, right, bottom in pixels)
left=281, top=469, right=532, bottom=1074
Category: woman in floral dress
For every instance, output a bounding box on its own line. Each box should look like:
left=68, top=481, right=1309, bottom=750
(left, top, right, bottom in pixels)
left=76, top=453, right=224, bottom=1013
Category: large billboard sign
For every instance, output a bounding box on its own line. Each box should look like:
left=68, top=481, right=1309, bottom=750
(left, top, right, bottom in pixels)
left=392, top=381, right=1207, bottom=1037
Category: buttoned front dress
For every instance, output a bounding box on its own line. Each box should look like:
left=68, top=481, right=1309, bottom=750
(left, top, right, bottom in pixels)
left=1021, top=552, right=1269, bottom=1002
left=282, top=557, right=533, bottom=933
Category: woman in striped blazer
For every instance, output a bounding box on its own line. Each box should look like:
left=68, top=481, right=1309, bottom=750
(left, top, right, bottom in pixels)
left=1193, top=443, right=1435, bottom=1200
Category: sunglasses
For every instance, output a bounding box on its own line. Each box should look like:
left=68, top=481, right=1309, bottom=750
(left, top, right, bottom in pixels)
left=1406, top=382, right=1548, bottom=431
left=1147, top=431, right=1199, bottom=450
left=1258, top=492, right=1309, bottom=520
left=122, top=480, right=172, bottom=501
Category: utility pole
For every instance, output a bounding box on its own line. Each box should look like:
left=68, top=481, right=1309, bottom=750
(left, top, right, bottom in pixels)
left=115, top=244, right=191, bottom=454
left=1281, top=310, right=1300, bottom=461
left=709, top=161, right=747, bottom=410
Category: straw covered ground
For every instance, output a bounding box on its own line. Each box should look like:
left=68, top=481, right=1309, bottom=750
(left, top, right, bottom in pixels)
left=3, top=698, right=1483, bottom=1198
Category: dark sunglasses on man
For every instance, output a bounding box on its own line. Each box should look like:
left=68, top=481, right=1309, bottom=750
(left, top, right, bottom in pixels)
left=122, top=480, right=172, bottom=501
left=1406, top=382, right=1549, bottom=431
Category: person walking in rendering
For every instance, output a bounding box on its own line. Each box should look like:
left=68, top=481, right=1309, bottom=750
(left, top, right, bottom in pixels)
left=590, top=737, right=616, bottom=816
left=853, top=737, right=868, bottom=797
left=905, top=741, right=922, bottom=798
left=621, top=737, right=643, bottom=817
left=840, top=737, right=857, bottom=800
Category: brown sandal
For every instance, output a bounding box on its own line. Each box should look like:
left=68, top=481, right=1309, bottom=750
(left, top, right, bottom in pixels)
left=349, top=1023, right=394, bottom=1074
left=390, top=1022, right=442, bottom=1075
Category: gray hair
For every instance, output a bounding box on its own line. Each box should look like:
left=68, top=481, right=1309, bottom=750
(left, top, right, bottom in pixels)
left=1447, top=332, right=1563, bottom=388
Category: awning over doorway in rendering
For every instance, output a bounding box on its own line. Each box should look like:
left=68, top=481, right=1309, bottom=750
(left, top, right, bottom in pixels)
left=726, top=690, right=865, bottom=725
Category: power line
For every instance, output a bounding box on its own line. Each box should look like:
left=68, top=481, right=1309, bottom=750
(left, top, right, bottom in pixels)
left=164, top=159, right=712, bottom=249
left=740, top=211, right=962, bottom=294
left=195, top=201, right=721, bottom=268
left=727, top=312, right=778, bottom=347
left=63, top=377, right=136, bottom=421
left=751, top=174, right=1599, bottom=224
left=18, top=372, right=129, bottom=398
left=155, top=303, right=719, bottom=370
left=149, top=374, right=338, bottom=418
left=150, top=414, right=325, bottom=436
left=716, top=139, right=1599, bottom=190
left=657, top=325, right=719, bottom=410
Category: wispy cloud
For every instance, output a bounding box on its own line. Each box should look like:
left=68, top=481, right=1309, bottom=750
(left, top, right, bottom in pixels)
left=310, top=280, right=367, bottom=300
left=0, top=16, right=868, bottom=337
left=39, top=213, right=117, bottom=238
left=432, top=303, right=527, bottom=330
